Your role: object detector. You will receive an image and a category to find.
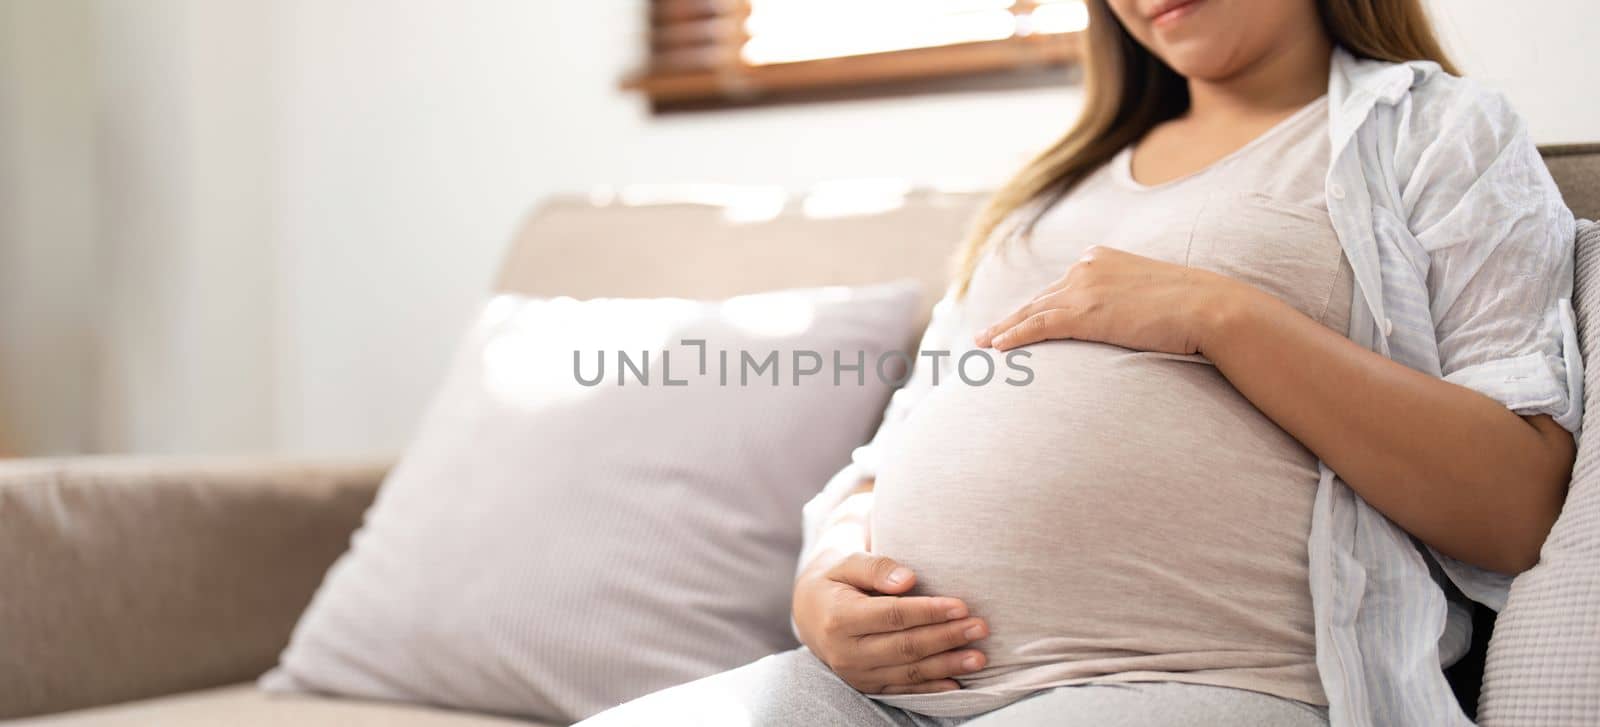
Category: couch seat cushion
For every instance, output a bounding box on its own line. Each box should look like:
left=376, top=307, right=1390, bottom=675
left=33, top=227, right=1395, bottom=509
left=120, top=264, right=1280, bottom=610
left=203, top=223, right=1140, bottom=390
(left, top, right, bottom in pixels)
left=5, top=684, right=554, bottom=727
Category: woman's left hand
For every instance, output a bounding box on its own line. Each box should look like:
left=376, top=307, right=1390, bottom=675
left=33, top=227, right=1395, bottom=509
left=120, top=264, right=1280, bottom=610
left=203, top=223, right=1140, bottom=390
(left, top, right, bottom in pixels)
left=975, top=245, right=1258, bottom=354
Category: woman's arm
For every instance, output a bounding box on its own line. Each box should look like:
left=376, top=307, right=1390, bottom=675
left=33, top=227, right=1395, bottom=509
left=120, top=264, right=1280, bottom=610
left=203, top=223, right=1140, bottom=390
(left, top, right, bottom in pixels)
left=805, top=478, right=875, bottom=566
left=979, top=245, right=1575, bottom=577
left=792, top=288, right=990, bottom=693
left=1201, top=283, right=1574, bottom=576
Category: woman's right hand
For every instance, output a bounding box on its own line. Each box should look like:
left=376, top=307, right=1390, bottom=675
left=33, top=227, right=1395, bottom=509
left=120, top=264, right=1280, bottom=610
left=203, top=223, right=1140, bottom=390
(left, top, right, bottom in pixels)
left=792, top=552, right=989, bottom=695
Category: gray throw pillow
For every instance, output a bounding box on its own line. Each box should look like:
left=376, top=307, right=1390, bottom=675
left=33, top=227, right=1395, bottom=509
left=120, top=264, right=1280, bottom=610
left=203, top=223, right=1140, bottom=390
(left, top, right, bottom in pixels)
left=1480, top=219, right=1600, bottom=725
left=262, top=283, right=924, bottom=723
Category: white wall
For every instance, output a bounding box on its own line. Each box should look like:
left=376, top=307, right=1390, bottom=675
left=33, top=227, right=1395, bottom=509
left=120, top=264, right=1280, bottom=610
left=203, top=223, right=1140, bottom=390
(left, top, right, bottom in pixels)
left=270, top=0, right=1082, bottom=453
left=3, top=0, right=1597, bottom=456
left=1430, top=0, right=1598, bottom=144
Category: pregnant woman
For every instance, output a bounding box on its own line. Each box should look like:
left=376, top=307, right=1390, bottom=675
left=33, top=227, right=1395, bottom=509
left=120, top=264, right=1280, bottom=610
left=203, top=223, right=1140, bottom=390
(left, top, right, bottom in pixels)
left=584, top=0, right=1580, bottom=724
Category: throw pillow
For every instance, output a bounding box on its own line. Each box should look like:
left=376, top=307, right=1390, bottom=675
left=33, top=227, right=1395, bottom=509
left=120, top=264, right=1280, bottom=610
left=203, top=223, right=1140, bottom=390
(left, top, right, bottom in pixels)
left=261, top=282, right=924, bottom=722
left=1479, top=219, right=1600, bottom=725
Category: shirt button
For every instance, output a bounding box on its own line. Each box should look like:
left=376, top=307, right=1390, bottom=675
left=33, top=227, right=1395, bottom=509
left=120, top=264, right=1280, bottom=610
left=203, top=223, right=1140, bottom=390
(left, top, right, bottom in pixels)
left=1383, top=317, right=1395, bottom=337
left=1330, top=183, right=1346, bottom=200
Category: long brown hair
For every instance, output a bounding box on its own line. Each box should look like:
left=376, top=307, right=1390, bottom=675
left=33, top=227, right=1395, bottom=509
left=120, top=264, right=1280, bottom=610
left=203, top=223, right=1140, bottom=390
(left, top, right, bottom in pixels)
left=951, top=0, right=1457, bottom=297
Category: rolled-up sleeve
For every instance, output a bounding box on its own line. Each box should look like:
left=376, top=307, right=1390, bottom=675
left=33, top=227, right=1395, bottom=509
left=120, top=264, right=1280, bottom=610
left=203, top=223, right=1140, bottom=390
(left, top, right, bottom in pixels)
left=796, top=288, right=963, bottom=572
left=1397, top=82, right=1584, bottom=609
left=1405, top=88, right=1582, bottom=433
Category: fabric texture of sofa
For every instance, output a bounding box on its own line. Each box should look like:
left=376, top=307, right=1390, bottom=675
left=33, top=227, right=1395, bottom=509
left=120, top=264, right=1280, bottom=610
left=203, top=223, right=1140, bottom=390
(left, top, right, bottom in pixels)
left=3, top=146, right=1597, bottom=726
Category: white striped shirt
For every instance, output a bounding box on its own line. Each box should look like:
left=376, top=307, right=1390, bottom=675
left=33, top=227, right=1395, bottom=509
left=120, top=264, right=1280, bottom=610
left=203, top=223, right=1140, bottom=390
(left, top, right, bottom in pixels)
left=800, top=48, right=1582, bottom=726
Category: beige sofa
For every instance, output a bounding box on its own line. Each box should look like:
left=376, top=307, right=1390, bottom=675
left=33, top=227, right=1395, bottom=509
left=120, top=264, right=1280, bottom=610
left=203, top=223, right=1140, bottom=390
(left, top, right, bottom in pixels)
left=4, top=146, right=1597, bottom=726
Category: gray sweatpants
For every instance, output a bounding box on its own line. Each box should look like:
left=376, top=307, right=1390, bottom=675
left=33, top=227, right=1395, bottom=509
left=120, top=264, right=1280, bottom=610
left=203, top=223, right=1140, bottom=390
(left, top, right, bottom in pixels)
left=577, top=648, right=1330, bottom=726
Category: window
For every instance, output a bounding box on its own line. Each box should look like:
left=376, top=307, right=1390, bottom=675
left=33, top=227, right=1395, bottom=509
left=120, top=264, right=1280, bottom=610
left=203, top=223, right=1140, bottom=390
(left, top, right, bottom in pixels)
left=627, top=0, right=1088, bottom=111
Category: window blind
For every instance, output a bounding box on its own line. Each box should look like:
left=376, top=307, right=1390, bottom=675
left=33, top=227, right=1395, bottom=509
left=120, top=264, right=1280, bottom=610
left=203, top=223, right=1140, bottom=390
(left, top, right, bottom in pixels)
left=628, top=0, right=1087, bottom=110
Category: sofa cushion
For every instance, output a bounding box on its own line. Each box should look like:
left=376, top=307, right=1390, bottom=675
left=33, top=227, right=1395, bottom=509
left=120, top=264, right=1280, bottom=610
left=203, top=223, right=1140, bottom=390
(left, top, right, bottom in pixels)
left=1478, top=219, right=1600, bottom=725
left=262, top=284, right=925, bottom=723
left=1544, top=145, right=1600, bottom=222
left=494, top=189, right=986, bottom=322
left=0, top=458, right=387, bottom=720
left=4, top=684, right=548, bottom=727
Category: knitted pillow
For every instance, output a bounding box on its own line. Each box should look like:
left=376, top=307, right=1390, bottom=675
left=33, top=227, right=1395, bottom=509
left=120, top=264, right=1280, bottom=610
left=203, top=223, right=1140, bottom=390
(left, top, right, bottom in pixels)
left=1480, top=219, right=1600, bottom=725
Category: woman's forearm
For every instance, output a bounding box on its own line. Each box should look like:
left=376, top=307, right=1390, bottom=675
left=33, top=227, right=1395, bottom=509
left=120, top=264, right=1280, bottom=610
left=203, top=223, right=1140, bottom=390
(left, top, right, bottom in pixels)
left=1200, top=287, right=1575, bottom=575
left=801, top=479, right=877, bottom=575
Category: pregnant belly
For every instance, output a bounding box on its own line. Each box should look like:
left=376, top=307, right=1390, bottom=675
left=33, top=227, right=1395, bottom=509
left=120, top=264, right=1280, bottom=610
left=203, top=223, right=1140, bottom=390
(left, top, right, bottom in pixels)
left=870, top=341, right=1321, bottom=707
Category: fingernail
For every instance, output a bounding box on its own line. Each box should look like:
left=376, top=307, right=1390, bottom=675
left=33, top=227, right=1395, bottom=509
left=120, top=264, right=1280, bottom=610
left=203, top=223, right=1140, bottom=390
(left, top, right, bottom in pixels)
left=962, top=654, right=982, bottom=671
left=964, top=623, right=987, bottom=640
left=886, top=567, right=912, bottom=586
left=945, top=604, right=968, bottom=620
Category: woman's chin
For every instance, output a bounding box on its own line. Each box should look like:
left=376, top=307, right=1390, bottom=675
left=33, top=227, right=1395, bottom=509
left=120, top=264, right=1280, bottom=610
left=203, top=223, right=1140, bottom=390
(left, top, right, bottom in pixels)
left=1148, top=41, right=1253, bottom=82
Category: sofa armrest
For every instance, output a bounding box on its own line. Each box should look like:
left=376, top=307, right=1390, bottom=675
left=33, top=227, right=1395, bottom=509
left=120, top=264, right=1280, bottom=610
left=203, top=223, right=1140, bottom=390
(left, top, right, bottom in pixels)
left=0, top=456, right=389, bottom=720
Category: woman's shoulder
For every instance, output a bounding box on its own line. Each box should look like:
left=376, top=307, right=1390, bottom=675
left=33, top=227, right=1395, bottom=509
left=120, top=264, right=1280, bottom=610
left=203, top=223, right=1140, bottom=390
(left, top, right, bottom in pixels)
left=1377, top=61, right=1573, bottom=249
left=1390, top=64, right=1530, bottom=157
left=1409, top=67, right=1517, bottom=123
left=1334, top=48, right=1529, bottom=163
left=1362, top=60, right=1546, bottom=198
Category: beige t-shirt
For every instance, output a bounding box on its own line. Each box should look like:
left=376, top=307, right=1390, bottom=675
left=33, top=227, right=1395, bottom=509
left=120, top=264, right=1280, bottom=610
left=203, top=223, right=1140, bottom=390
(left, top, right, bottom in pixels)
left=870, top=97, right=1352, bottom=717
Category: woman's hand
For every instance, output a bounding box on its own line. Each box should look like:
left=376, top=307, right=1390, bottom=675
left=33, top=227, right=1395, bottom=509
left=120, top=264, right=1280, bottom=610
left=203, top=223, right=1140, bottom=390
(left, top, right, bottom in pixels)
left=792, top=552, right=989, bottom=695
left=975, top=245, right=1256, bottom=353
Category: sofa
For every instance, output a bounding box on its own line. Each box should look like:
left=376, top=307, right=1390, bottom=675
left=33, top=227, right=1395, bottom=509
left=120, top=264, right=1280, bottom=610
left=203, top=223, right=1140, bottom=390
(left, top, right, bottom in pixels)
left=3, top=145, right=1597, bottom=726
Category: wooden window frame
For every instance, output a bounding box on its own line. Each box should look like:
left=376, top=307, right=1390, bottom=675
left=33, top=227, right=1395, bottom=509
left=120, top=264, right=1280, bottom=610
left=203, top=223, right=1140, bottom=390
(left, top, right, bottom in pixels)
left=626, top=0, right=1085, bottom=112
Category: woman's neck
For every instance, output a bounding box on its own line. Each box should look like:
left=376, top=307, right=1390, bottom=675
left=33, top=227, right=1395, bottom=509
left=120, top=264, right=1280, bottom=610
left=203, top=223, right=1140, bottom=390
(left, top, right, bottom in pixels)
left=1185, top=33, right=1334, bottom=124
